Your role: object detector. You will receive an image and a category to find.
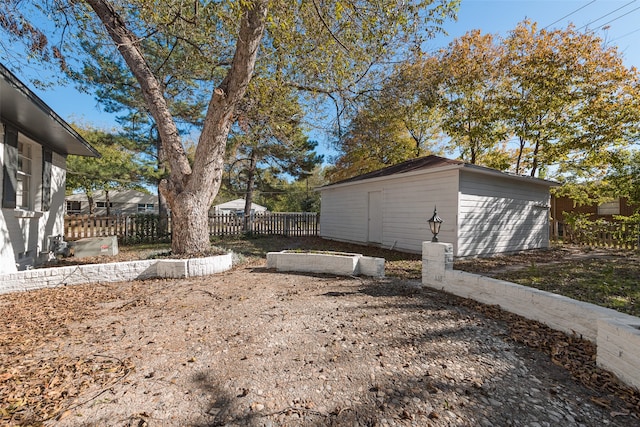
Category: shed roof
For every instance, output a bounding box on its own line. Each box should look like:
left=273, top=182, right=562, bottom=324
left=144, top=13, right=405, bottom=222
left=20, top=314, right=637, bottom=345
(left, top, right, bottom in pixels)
left=322, top=155, right=558, bottom=189
left=0, top=63, right=99, bottom=157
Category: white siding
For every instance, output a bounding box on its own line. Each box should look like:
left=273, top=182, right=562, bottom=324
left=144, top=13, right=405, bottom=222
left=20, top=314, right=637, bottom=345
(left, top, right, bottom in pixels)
left=379, top=170, right=458, bottom=253
left=0, top=133, right=67, bottom=272
left=0, top=125, right=13, bottom=273
left=321, top=165, right=553, bottom=257
left=320, top=183, right=369, bottom=244
left=39, top=152, right=67, bottom=254
left=320, top=169, right=459, bottom=254
left=66, top=189, right=159, bottom=215
left=457, top=170, right=550, bottom=257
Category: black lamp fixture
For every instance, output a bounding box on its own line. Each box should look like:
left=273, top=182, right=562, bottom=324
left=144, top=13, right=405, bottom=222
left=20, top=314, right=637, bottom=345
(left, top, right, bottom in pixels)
left=428, top=206, right=443, bottom=242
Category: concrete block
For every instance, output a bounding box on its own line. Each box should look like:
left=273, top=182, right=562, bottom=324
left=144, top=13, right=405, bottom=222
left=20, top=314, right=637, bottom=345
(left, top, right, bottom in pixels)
left=188, top=254, right=233, bottom=277
left=266, top=251, right=385, bottom=277
left=72, top=236, right=119, bottom=258
left=156, top=259, right=188, bottom=278
left=422, top=242, right=453, bottom=285
left=266, top=252, right=279, bottom=269
left=269, top=252, right=359, bottom=276
left=357, top=256, right=385, bottom=277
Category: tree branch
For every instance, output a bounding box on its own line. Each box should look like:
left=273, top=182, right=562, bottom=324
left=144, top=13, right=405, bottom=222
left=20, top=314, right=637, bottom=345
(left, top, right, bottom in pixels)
left=311, top=0, right=349, bottom=52
left=85, top=0, right=191, bottom=199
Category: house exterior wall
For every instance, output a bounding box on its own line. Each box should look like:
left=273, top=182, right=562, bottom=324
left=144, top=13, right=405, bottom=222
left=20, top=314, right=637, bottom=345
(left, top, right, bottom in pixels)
left=457, top=170, right=551, bottom=257
left=65, top=190, right=159, bottom=216
left=320, top=169, right=460, bottom=254
left=551, top=196, right=638, bottom=223
left=1, top=127, right=67, bottom=272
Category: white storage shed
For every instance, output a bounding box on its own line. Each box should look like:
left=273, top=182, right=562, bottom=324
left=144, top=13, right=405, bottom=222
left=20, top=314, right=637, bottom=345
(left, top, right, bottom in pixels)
left=319, top=155, right=558, bottom=257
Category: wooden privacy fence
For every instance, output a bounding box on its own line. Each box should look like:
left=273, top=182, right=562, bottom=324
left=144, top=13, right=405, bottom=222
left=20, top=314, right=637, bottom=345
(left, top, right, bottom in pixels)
left=550, top=220, right=640, bottom=250
left=64, top=212, right=319, bottom=243
left=233, top=212, right=319, bottom=237
left=64, top=214, right=170, bottom=244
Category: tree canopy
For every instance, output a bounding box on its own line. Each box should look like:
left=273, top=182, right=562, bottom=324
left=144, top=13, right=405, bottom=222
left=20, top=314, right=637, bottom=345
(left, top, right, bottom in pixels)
left=1, top=0, right=460, bottom=254
left=66, top=127, right=149, bottom=214
left=227, top=77, right=322, bottom=223
left=330, top=20, right=640, bottom=195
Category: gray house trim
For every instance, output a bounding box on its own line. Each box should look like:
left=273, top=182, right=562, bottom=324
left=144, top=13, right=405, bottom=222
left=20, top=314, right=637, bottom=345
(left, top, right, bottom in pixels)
left=0, top=63, right=99, bottom=158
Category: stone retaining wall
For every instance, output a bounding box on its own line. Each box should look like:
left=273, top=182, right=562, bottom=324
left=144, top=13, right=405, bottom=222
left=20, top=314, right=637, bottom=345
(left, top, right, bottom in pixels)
left=0, top=253, right=233, bottom=294
left=422, top=242, right=640, bottom=391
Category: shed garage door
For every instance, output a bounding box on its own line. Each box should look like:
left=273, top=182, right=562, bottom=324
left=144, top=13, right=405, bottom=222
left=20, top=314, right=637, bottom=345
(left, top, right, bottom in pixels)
left=368, top=191, right=382, bottom=243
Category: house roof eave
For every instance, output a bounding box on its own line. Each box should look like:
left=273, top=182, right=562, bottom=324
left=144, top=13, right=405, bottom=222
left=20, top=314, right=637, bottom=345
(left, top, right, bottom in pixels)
left=0, top=63, right=100, bottom=158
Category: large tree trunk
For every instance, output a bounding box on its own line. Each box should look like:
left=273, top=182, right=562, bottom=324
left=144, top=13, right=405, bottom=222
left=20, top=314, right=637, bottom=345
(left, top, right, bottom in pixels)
left=156, top=136, right=170, bottom=239
left=169, top=192, right=210, bottom=254
left=86, top=0, right=268, bottom=254
left=87, top=193, right=95, bottom=215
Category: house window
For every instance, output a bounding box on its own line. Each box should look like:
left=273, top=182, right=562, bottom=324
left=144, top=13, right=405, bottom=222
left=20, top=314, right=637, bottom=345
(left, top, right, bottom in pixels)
left=96, top=202, right=113, bottom=208
left=138, top=203, right=154, bottom=213
left=597, top=199, right=620, bottom=215
left=17, top=141, right=32, bottom=210
left=67, top=200, right=81, bottom=213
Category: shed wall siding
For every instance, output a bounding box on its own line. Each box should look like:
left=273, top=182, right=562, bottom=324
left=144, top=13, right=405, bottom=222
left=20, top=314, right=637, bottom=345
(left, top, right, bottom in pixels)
left=379, top=170, right=458, bottom=253
left=457, top=171, right=550, bottom=257
left=320, top=184, right=369, bottom=244
left=320, top=169, right=459, bottom=254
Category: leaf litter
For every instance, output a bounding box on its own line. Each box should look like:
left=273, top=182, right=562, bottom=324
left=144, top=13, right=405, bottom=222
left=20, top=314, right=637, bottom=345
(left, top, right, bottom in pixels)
left=2, top=238, right=640, bottom=425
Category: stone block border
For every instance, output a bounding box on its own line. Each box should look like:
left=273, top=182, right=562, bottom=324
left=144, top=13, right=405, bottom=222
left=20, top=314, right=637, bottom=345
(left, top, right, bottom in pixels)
left=422, top=241, right=640, bottom=391
left=266, top=251, right=385, bottom=277
left=0, top=253, right=233, bottom=294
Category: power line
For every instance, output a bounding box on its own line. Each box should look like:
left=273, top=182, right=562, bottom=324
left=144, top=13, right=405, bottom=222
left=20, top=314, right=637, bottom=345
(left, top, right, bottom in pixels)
left=598, top=5, right=640, bottom=29
left=544, top=0, right=597, bottom=29
left=611, top=26, right=640, bottom=41
left=577, top=0, right=636, bottom=31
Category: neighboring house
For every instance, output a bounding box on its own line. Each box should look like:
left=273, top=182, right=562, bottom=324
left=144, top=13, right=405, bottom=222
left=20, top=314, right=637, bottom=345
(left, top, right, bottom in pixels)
left=211, top=198, right=268, bottom=215
left=551, top=195, right=638, bottom=223
left=319, top=155, right=558, bottom=257
left=65, top=189, right=159, bottom=216
left=1, top=63, right=99, bottom=272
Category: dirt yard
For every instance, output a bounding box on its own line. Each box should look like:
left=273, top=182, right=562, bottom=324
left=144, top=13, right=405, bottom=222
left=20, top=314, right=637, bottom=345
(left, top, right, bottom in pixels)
left=2, top=239, right=640, bottom=426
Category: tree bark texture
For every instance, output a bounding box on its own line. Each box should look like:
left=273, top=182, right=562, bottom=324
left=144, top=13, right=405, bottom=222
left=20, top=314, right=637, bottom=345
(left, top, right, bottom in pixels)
left=86, top=0, right=268, bottom=253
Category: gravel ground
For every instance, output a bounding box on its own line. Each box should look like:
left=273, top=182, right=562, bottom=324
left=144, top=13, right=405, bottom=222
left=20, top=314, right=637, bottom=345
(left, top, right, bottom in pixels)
left=2, top=257, right=639, bottom=426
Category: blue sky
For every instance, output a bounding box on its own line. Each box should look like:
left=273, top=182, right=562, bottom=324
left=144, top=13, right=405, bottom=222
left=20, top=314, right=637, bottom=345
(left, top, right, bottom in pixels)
left=3, top=0, right=640, bottom=160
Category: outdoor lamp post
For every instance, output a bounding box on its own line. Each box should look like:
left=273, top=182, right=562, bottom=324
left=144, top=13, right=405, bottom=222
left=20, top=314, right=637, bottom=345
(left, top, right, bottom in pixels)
left=428, top=206, right=443, bottom=242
